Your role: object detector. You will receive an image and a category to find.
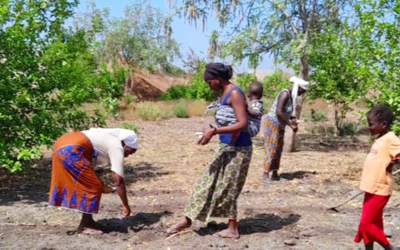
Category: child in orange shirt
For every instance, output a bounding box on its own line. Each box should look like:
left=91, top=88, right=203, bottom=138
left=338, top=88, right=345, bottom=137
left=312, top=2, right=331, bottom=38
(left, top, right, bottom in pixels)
left=354, top=105, right=400, bottom=250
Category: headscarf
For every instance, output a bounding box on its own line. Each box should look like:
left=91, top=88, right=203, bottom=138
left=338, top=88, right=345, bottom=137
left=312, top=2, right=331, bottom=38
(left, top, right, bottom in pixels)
left=89, top=128, right=138, bottom=149
left=203, top=63, right=233, bottom=81
left=289, top=76, right=310, bottom=117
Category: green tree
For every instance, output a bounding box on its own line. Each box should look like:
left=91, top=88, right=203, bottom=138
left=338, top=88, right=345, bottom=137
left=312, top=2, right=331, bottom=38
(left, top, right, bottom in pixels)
left=352, top=0, right=400, bottom=134
left=169, top=0, right=349, bottom=152
left=0, top=0, right=113, bottom=172
left=308, top=25, right=372, bottom=136
left=75, top=1, right=181, bottom=74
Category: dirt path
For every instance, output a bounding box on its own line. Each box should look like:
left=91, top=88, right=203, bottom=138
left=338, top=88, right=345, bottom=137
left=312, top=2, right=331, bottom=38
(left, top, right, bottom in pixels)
left=1, top=116, right=400, bottom=250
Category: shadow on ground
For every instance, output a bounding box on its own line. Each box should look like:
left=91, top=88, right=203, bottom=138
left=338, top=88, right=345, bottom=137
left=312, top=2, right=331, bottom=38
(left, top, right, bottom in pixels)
left=253, top=134, right=370, bottom=152
left=296, top=134, right=370, bottom=152
left=98, top=161, right=171, bottom=188
left=279, top=170, right=317, bottom=180
left=0, top=159, right=169, bottom=206
left=195, top=213, right=301, bottom=236
left=98, top=211, right=172, bottom=234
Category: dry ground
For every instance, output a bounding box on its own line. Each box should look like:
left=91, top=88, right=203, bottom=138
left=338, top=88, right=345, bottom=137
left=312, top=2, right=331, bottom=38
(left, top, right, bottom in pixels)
left=1, top=112, right=400, bottom=250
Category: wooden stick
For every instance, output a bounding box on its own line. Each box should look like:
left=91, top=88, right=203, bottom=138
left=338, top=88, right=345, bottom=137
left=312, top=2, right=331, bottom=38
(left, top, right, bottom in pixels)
left=165, top=230, right=193, bottom=240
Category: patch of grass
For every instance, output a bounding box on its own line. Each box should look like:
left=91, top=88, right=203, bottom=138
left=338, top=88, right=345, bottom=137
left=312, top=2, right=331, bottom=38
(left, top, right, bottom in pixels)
left=305, top=108, right=328, bottom=122
left=173, top=100, right=189, bottom=118
left=307, top=125, right=335, bottom=136
left=136, top=102, right=162, bottom=121
left=119, top=95, right=136, bottom=111
left=121, top=122, right=138, bottom=132
left=188, top=100, right=209, bottom=116
left=339, top=122, right=358, bottom=136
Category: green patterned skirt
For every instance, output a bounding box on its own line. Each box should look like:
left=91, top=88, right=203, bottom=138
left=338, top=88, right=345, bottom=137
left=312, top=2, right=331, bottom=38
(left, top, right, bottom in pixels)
left=184, top=143, right=252, bottom=222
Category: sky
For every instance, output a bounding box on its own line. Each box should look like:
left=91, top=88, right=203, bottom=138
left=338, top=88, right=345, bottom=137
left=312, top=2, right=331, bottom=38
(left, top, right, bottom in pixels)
left=74, top=0, right=276, bottom=73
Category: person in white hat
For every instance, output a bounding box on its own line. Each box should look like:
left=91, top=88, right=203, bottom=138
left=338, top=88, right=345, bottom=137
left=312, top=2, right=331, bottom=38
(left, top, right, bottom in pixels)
left=262, top=76, right=309, bottom=182
left=49, top=128, right=137, bottom=235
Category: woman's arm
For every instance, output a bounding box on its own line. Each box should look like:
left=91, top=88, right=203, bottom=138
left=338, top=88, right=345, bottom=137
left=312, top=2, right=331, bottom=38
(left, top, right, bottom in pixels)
left=276, top=90, right=297, bottom=132
left=109, top=148, right=131, bottom=217
left=199, top=90, right=247, bottom=145
left=113, top=172, right=131, bottom=217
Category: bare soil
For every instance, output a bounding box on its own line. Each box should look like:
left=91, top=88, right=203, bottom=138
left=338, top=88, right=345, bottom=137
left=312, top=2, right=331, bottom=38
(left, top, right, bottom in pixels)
left=1, top=115, right=400, bottom=250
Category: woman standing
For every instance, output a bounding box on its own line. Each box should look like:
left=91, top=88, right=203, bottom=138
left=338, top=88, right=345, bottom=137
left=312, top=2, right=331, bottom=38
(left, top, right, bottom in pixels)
left=49, top=128, right=137, bottom=235
left=263, top=76, right=309, bottom=182
left=167, top=63, right=252, bottom=239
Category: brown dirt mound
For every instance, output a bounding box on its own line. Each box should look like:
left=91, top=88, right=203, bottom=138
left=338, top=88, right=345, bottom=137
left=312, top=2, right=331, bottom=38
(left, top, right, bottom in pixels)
left=125, top=72, right=188, bottom=101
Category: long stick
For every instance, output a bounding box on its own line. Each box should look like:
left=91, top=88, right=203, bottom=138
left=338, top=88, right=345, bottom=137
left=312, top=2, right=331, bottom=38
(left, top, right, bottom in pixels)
left=328, top=168, right=400, bottom=211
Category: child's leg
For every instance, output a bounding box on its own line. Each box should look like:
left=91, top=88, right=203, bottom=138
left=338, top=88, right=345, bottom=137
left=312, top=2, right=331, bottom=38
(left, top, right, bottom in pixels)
left=365, top=242, right=373, bottom=250
left=354, top=193, right=390, bottom=247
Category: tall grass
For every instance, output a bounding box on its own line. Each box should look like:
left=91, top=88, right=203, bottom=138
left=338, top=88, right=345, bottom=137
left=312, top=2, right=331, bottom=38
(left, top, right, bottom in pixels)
left=173, top=100, right=189, bottom=118
left=136, top=102, right=162, bottom=121
left=188, top=100, right=210, bottom=116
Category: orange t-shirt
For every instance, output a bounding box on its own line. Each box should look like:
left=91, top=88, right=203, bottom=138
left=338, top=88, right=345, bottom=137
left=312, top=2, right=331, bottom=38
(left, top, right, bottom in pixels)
left=360, top=131, right=400, bottom=196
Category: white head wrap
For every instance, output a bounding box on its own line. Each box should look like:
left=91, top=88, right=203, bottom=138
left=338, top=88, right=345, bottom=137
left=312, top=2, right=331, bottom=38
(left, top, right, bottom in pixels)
left=289, top=76, right=310, bottom=117
left=89, top=128, right=138, bottom=149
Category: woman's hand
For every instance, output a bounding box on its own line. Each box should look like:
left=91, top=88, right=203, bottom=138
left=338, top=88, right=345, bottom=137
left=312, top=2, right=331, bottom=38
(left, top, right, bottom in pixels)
left=290, top=117, right=298, bottom=132
left=198, top=128, right=215, bottom=145
left=122, top=205, right=131, bottom=217
left=291, top=124, right=298, bottom=133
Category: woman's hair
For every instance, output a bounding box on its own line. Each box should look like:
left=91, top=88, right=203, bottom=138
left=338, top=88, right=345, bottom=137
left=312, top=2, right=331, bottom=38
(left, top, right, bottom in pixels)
left=367, top=105, right=394, bottom=127
left=203, top=63, right=233, bottom=81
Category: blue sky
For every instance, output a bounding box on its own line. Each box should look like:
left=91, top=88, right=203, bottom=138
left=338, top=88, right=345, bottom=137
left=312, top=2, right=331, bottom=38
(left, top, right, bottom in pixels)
left=74, top=0, right=276, bottom=73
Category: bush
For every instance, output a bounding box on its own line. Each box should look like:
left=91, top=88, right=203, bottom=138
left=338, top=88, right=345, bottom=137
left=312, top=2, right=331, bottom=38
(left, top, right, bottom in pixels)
left=173, top=100, right=189, bottom=118
left=262, top=70, right=291, bottom=99
left=186, top=62, right=216, bottom=101
left=236, top=73, right=257, bottom=92
left=121, top=123, right=138, bottom=133
left=136, top=102, right=161, bottom=121
left=309, top=108, right=328, bottom=122
left=339, top=122, right=358, bottom=136
left=161, top=85, right=189, bottom=100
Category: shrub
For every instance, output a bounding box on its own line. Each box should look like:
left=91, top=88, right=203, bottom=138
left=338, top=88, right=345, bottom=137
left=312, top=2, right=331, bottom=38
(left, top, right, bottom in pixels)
left=186, top=62, right=216, bottom=101
left=161, top=85, right=189, bottom=100
left=173, top=100, right=189, bottom=118
left=121, top=123, right=138, bottom=133
left=236, top=73, right=257, bottom=92
left=310, top=109, right=328, bottom=122
left=136, top=102, right=161, bottom=121
left=339, top=122, right=358, bottom=136
left=262, top=70, right=291, bottom=99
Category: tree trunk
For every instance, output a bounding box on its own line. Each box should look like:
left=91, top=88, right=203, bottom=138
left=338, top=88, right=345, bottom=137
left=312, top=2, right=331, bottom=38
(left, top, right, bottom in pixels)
left=334, top=100, right=339, bottom=137
left=283, top=56, right=309, bottom=152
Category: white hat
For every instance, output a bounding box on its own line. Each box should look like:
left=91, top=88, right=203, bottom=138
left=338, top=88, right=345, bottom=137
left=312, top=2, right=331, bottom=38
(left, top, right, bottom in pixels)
left=289, top=76, right=310, bottom=117
left=89, top=128, right=138, bottom=149
left=290, top=76, right=309, bottom=90
left=119, top=129, right=138, bottom=149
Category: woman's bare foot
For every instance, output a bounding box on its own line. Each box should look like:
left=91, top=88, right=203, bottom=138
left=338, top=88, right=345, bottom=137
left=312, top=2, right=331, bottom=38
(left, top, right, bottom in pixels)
left=212, top=228, right=240, bottom=239
left=166, top=217, right=192, bottom=234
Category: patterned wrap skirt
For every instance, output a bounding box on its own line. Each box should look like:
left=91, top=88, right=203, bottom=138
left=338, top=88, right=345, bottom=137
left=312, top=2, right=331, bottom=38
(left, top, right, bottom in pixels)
left=184, top=143, right=252, bottom=222
left=49, top=132, right=102, bottom=214
left=263, top=116, right=285, bottom=172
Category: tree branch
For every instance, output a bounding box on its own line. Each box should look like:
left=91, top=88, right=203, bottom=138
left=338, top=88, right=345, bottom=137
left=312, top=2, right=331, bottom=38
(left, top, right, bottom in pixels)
left=267, top=0, right=299, bottom=36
